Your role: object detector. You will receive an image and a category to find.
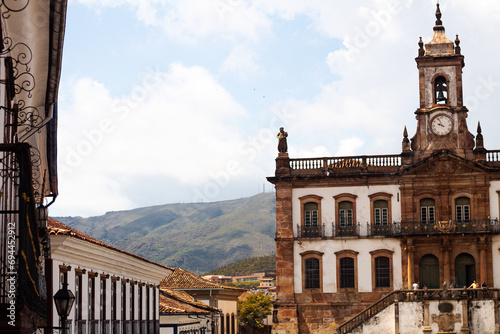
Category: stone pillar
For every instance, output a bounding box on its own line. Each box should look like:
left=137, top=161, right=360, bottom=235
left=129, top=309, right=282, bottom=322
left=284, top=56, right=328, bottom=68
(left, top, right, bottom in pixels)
left=272, top=183, right=298, bottom=334
left=477, top=237, right=487, bottom=284
left=460, top=299, right=470, bottom=333
left=422, top=301, right=432, bottom=334
left=406, top=238, right=415, bottom=290
left=441, top=237, right=451, bottom=287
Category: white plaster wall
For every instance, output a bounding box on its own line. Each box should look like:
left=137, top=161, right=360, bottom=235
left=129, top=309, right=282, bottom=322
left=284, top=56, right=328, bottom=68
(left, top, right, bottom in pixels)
left=492, top=235, right=500, bottom=288
left=399, top=302, right=424, bottom=334
left=294, top=238, right=402, bottom=293
left=423, top=66, right=457, bottom=108
left=218, top=299, right=238, bottom=316
left=293, top=185, right=401, bottom=237
left=350, top=304, right=395, bottom=334
left=489, top=180, right=500, bottom=220
left=470, top=300, right=496, bottom=334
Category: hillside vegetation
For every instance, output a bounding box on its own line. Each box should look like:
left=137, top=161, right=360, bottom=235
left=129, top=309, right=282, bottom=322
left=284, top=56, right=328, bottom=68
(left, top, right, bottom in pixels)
left=53, top=193, right=276, bottom=274
left=205, top=255, right=276, bottom=276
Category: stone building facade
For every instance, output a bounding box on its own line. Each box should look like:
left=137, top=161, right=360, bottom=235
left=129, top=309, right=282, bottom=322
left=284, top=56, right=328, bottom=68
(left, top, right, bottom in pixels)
left=268, top=5, right=500, bottom=334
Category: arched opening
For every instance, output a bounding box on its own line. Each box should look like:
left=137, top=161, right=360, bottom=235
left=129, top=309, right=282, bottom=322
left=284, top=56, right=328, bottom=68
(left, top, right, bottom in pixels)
left=434, top=76, right=448, bottom=104
left=455, top=253, right=476, bottom=288
left=419, top=254, right=440, bottom=289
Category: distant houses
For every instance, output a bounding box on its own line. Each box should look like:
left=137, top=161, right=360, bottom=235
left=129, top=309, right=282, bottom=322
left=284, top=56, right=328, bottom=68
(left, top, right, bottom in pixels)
left=203, top=273, right=276, bottom=298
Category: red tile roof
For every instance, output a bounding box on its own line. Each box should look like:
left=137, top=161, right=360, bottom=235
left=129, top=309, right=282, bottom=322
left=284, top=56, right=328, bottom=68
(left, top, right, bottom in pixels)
left=47, top=218, right=172, bottom=271
left=159, top=287, right=218, bottom=314
left=161, top=267, right=245, bottom=292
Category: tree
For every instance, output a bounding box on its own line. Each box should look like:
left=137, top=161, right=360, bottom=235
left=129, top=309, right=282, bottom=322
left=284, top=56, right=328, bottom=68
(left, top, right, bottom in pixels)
left=238, top=292, right=273, bottom=329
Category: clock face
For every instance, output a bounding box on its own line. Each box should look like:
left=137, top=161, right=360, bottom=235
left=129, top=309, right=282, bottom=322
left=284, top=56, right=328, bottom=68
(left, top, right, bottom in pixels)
left=431, top=115, right=453, bottom=136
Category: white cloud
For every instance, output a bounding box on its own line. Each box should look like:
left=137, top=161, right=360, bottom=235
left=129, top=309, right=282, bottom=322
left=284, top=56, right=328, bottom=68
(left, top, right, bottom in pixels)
left=56, top=1, right=500, bottom=217
left=56, top=63, right=255, bottom=215
left=221, top=44, right=263, bottom=79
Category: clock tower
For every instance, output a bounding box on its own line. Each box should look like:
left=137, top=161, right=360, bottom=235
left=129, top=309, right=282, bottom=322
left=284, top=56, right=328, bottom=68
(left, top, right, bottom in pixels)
left=409, top=4, right=475, bottom=161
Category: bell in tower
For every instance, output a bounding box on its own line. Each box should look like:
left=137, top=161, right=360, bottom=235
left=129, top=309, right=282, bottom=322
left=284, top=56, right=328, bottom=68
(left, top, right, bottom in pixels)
left=434, top=76, right=447, bottom=104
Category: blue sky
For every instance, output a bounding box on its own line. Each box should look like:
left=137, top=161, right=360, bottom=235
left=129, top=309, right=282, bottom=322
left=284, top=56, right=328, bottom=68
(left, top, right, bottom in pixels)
left=52, top=0, right=500, bottom=217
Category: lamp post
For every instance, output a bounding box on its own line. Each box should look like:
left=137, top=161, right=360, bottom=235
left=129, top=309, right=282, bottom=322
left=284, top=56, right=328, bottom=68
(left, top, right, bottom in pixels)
left=53, top=282, right=75, bottom=334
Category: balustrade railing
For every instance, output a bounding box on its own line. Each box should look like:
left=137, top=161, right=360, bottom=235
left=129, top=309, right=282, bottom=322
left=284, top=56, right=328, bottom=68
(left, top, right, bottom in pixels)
left=289, top=154, right=401, bottom=173
left=336, top=288, right=499, bottom=334
left=486, top=150, right=500, bottom=162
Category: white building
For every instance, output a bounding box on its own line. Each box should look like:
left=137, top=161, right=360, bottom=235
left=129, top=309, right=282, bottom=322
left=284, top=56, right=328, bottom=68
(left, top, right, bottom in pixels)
left=268, top=4, right=500, bottom=334
left=47, top=218, right=172, bottom=333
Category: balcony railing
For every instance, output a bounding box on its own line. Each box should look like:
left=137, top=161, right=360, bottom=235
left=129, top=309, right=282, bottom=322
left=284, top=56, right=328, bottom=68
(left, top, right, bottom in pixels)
left=395, top=219, right=500, bottom=235
left=367, top=223, right=396, bottom=236
left=333, top=223, right=360, bottom=237
left=297, top=224, right=325, bottom=238
left=336, top=288, right=500, bottom=334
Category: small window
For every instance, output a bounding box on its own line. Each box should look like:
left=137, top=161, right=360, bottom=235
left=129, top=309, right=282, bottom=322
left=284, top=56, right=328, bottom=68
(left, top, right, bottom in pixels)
left=420, top=198, right=435, bottom=223
left=305, top=258, right=320, bottom=289
left=455, top=197, right=470, bottom=221
left=374, top=257, right=390, bottom=288
left=435, top=76, right=448, bottom=104
left=339, top=257, right=355, bottom=289
left=339, top=201, right=354, bottom=227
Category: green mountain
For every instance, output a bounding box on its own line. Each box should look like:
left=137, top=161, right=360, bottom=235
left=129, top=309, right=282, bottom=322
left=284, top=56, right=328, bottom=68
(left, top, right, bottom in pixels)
left=204, top=255, right=276, bottom=276
left=52, top=192, right=276, bottom=274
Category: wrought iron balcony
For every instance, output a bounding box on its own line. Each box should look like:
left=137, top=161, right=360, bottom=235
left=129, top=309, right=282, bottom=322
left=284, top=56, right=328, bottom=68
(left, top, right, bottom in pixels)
left=396, top=219, right=500, bottom=235
left=297, top=224, right=325, bottom=238
left=364, top=220, right=500, bottom=236
left=333, top=223, right=360, bottom=237
left=367, top=223, right=396, bottom=236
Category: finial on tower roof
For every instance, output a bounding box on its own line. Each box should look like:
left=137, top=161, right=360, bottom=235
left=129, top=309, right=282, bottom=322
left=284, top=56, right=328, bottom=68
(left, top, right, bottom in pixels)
left=435, top=3, right=442, bottom=27
left=425, top=2, right=454, bottom=56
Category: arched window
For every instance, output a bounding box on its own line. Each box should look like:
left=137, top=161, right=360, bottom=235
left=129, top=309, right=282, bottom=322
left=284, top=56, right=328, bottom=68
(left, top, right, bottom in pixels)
left=304, top=202, right=318, bottom=228
left=374, top=257, right=390, bottom=288
left=299, top=195, right=322, bottom=237
left=455, top=253, right=475, bottom=288
left=339, top=201, right=354, bottom=226
left=419, top=254, right=440, bottom=289
left=434, top=76, right=448, bottom=104
left=374, top=200, right=389, bottom=225
left=304, top=258, right=320, bottom=289
left=420, top=198, right=435, bottom=223
left=339, top=257, right=355, bottom=289
left=455, top=197, right=471, bottom=222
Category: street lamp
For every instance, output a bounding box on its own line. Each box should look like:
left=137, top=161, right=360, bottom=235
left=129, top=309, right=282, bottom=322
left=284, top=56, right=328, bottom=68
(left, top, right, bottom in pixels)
left=53, top=283, right=75, bottom=334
